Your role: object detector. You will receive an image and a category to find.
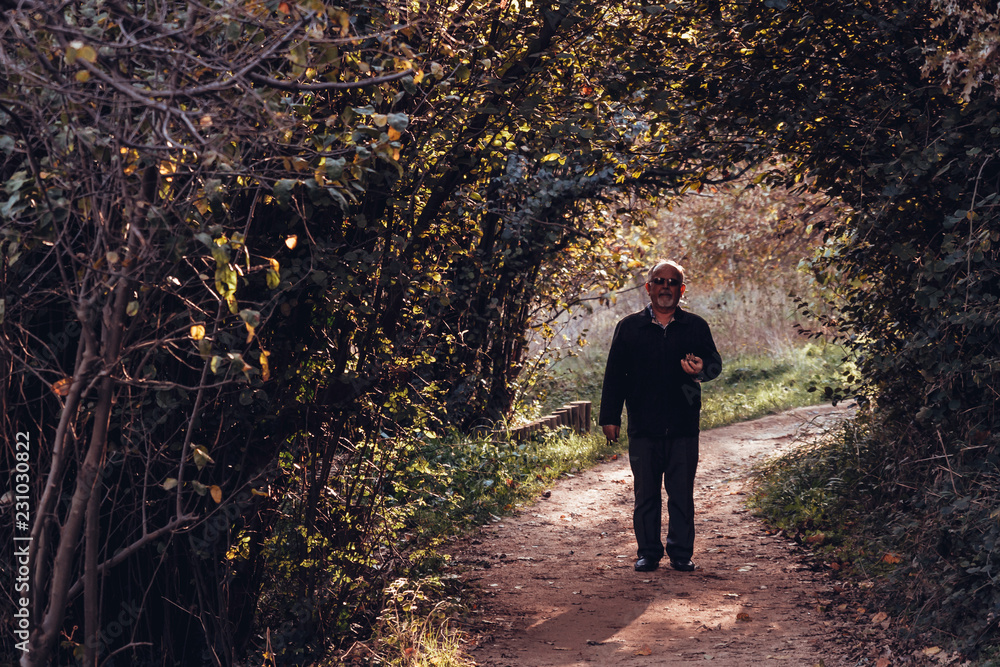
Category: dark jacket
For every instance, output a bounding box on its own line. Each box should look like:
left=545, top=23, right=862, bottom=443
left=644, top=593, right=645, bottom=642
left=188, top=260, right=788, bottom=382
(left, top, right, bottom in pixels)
left=599, top=305, right=722, bottom=437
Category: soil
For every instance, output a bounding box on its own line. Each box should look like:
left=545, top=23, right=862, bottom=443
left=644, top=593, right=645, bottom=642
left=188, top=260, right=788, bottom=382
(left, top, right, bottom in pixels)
left=445, top=404, right=961, bottom=667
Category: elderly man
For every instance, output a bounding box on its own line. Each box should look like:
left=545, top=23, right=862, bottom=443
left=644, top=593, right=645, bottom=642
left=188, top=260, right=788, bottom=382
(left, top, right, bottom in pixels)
left=599, top=260, right=722, bottom=572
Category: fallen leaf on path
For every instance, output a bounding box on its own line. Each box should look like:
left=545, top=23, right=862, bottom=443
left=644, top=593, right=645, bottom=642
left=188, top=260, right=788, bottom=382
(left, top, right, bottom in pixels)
left=875, top=658, right=890, bottom=667
left=871, top=611, right=888, bottom=624
left=882, top=552, right=903, bottom=564
left=736, top=612, right=752, bottom=622
left=922, top=646, right=942, bottom=656
left=634, top=645, right=653, bottom=656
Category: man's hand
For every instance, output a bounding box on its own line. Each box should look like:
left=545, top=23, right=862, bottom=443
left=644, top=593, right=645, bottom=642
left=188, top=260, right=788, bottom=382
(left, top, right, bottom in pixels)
left=602, top=424, right=620, bottom=442
left=681, top=353, right=703, bottom=376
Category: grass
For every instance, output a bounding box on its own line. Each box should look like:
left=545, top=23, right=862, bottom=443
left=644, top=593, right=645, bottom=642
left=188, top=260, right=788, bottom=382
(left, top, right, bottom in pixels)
left=701, top=342, right=848, bottom=430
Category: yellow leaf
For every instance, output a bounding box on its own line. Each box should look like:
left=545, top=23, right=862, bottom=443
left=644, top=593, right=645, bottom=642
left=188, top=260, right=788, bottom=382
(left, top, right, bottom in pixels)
left=190, top=324, right=206, bottom=340
left=260, top=350, right=271, bottom=381
left=75, top=70, right=90, bottom=83
left=633, top=645, right=652, bottom=656
left=210, top=485, right=222, bottom=504
left=52, top=377, right=72, bottom=397
left=387, top=126, right=402, bottom=141
left=922, top=646, right=943, bottom=656
left=541, top=152, right=561, bottom=163
left=285, top=235, right=298, bottom=249
left=77, top=45, right=97, bottom=63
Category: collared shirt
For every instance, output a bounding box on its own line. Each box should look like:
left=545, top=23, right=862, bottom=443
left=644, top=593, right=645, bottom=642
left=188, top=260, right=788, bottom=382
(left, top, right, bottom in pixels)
left=646, top=303, right=671, bottom=329
left=599, top=305, right=722, bottom=437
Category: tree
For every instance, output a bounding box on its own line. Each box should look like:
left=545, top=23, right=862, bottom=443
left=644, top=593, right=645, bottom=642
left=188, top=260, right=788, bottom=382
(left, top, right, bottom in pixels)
left=0, top=1, right=721, bottom=664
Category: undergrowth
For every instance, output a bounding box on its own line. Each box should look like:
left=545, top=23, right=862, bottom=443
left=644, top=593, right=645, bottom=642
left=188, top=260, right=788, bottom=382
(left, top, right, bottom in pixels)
left=748, top=409, right=1000, bottom=663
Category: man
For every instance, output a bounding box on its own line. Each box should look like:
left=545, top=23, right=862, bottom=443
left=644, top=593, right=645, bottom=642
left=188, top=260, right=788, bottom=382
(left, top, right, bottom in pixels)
left=599, top=260, right=722, bottom=573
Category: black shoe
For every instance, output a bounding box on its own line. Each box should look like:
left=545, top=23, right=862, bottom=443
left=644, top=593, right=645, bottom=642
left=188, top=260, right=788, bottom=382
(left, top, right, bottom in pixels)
left=669, top=559, right=696, bottom=572
left=634, top=557, right=660, bottom=572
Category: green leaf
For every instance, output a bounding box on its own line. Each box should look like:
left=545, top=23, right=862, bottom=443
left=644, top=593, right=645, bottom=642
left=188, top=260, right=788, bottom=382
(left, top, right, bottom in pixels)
left=273, top=179, right=297, bottom=206
left=239, top=308, right=261, bottom=328
left=266, top=268, right=281, bottom=289
left=215, top=265, right=237, bottom=298
left=325, top=157, right=346, bottom=179
left=191, top=445, right=215, bottom=470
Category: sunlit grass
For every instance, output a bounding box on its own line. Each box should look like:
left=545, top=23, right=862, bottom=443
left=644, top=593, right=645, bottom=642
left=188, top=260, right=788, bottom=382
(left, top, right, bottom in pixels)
left=701, top=342, right=848, bottom=430
left=363, top=577, right=475, bottom=667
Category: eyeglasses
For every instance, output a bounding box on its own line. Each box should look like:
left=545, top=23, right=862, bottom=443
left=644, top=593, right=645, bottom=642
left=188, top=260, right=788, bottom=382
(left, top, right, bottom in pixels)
left=649, top=277, right=682, bottom=287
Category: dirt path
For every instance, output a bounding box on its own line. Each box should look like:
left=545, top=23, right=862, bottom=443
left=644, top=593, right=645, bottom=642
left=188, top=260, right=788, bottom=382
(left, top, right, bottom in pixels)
left=448, top=404, right=870, bottom=666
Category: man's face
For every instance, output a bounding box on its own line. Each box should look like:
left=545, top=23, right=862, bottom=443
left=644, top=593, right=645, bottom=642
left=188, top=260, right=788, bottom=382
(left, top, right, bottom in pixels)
left=645, top=265, right=685, bottom=311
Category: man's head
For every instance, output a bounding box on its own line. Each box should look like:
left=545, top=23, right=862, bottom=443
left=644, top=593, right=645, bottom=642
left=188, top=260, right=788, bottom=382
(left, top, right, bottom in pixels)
left=645, top=260, right=686, bottom=313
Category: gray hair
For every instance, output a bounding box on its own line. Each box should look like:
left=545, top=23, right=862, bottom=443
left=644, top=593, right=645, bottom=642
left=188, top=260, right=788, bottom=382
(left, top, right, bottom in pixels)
left=646, top=260, right=686, bottom=285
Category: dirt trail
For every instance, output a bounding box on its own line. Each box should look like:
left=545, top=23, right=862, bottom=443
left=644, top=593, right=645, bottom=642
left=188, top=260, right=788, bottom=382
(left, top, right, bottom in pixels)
left=448, top=404, right=867, bottom=666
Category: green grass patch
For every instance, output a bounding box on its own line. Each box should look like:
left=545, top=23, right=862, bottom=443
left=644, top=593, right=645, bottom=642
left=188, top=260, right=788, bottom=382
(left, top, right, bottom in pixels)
left=701, top=342, right=848, bottom=430
left=408, top=428, right=620, bottom=540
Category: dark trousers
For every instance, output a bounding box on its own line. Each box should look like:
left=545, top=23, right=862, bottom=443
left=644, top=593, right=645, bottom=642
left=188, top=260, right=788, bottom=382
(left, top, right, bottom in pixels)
left=628, top=434, right=699, bottom=562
